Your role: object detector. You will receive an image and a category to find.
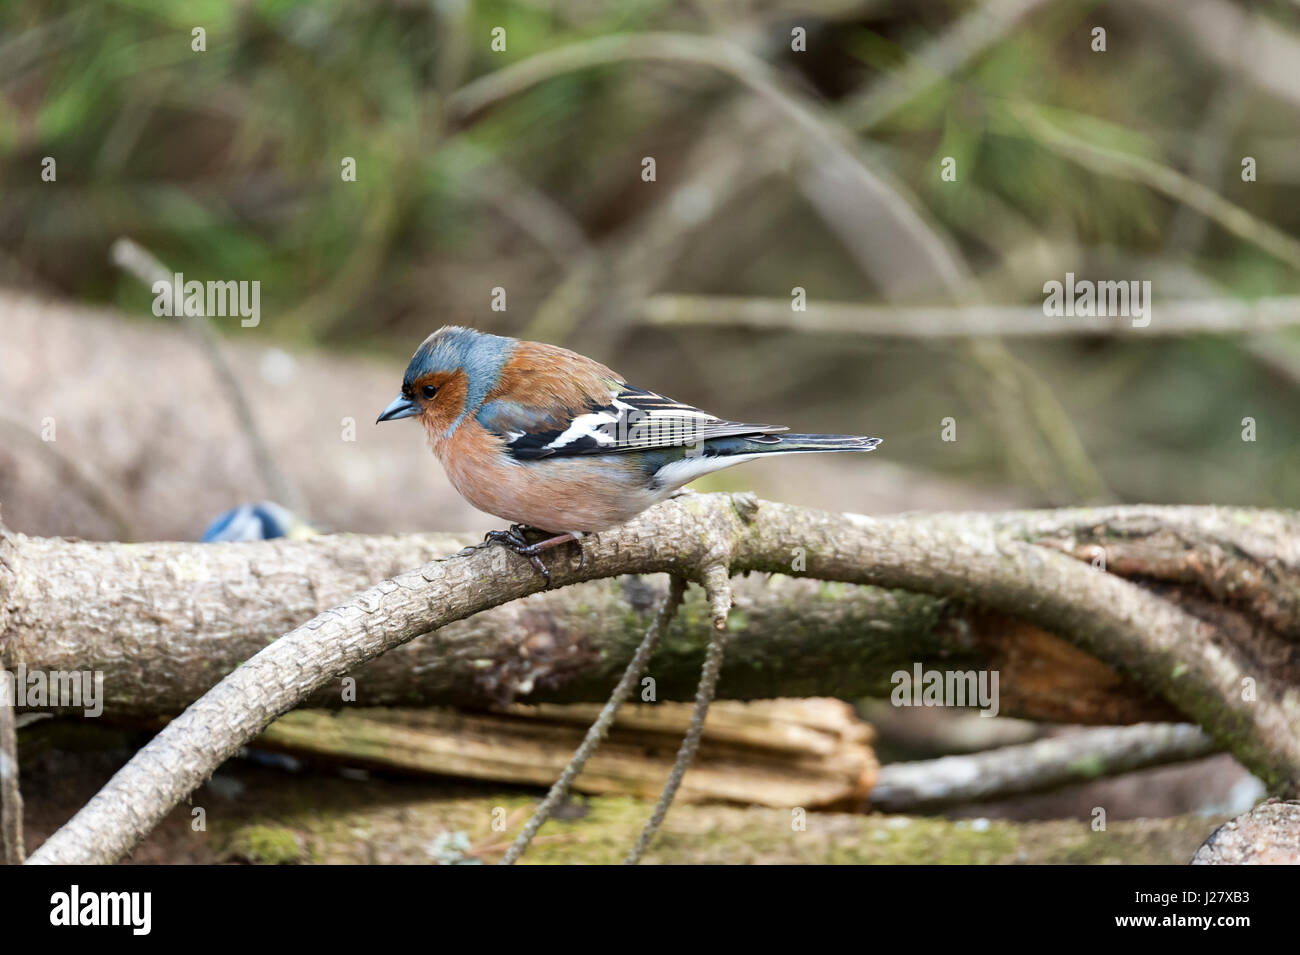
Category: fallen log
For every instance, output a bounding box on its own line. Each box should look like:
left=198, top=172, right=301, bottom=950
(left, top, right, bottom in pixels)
left=20, top=494, right=1300, bottom=863
left=253, top=699, right=877, bottom=808
left=19, top=506, right=1289, bottom=723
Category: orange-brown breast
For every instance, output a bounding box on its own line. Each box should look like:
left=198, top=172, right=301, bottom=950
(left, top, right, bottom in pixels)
left=421, top=339, right=650, bottom=530
left=438, top=420, right=656, bottom=532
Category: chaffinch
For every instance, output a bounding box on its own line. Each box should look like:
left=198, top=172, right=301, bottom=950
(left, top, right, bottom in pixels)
left=377, top=326, right=880, bottom=581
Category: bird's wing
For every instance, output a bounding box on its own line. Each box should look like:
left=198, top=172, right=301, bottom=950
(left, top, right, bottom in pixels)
left=479, top=382, right=787, bottom=459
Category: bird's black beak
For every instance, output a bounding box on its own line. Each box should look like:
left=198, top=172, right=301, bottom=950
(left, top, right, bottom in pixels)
left=376, top=394, right=419, bottom=423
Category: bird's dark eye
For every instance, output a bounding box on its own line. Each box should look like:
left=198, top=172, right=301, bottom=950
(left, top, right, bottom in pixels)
left=421, top=384, right=438, bottom=399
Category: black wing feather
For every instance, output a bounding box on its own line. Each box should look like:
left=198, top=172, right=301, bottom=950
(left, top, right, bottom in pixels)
left=499, top=384, right=786, bottom=460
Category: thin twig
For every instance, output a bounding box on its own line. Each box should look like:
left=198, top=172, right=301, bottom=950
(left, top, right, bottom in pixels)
left=792, top=2, right=1113, bottom=501
left=642, top=294, right=1300, bottom=338
left=840, top=0, right=1052, bottom=131
left=1163, top=82, right=1248, bottom=255
left=1007, top=102, right=1300, bottom=273
left=522, top=98, right=791, bottom=346
left=460, top=149, right=595, bottom=273
left=433, top=0, right=472, bottom=101
left=500, top=576, right=687, bottom=865
left=1132, top=0, right=1300, bottom=113
left=625, top=565, right=732, bottom=864
left=446, top=29, right=1108, bottom=500
left=110, top=238, right=307, bottom=517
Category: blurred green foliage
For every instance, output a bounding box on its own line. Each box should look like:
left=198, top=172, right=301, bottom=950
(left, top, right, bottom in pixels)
left=3, top=0, right=1300, bottom=505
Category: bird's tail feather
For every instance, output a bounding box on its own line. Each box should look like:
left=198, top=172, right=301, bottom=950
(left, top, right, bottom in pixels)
left=712, top=433, right=882, bottom=456
left=650, top=433, right=880, bottom=488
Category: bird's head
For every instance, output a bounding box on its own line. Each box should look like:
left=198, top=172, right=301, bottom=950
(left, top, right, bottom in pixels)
left=376, top=326, right=516, bottom=443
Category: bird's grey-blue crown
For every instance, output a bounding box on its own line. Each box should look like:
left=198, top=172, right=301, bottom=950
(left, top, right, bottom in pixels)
left=404, top=327, right=516, bottom=429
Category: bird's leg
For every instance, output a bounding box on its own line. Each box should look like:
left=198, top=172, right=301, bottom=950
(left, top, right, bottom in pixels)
left=484, top=526, right=584, bottom=586
left=559, top=530, right=590, bottom=570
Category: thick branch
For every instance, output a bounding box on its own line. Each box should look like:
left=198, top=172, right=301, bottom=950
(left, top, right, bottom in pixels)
left=21, top=496, right=1300, bottom=864
left=3, top=525, right=1182, bottom=723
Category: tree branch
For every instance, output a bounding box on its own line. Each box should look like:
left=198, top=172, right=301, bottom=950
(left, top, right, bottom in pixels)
left=840, top=0, right=1052, bottom=131
left=625, top=563, right=733, bottom=864
left=1192, top=798, right=1300, bottom=864
left=5, top=522, right=1189, bottom=723
left=0, top=512, right=23, bottom=864
left=110, top=238, right=307, bottom=517
left=501, top=576, right=686, bottom=865
left=446, top=29, right=1107, bottom=502
left=869, top=723, right=1218, bottom=812
left=642, top=294, right=1300, bottom=338
left=20, top=495, right=1300, bottom=864
left=0, top=669, right=23, bottom=865
left=1005, top=103, right=1300, bottom=274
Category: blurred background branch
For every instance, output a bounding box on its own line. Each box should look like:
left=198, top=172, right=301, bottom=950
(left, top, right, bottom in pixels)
left=110, top=238, right=307, bottom=517
left=3, top=0, right=1299, bottom=511
left=642, top=293, right=1300, bottom=337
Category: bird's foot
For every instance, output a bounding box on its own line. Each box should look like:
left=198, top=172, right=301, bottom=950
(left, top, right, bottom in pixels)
left=484, top=526, right=551, bottom=583
left=484, top=526, right=586, bottom=586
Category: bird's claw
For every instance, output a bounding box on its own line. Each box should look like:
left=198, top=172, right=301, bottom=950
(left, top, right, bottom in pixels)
left=483, top=525, right=590, bottom=587
left=484, top=528, right=554, bottom=586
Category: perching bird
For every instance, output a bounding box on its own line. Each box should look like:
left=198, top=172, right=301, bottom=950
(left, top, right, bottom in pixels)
left=377, top=326, right=880, bottom=581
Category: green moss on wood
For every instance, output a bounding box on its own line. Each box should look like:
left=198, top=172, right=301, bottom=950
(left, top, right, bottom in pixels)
left=222, top=825, right=306, bottom=865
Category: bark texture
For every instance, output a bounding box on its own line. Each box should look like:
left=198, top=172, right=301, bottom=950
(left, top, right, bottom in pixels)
left=15, top=495, right=1300, bottom=864
left=1, top=526, right=1175, bottom=722
left=0, top=672, right=23, bottom=864
left=1191, top=799, right=1300, bottom=864
left=869, top=723, right=1216, bottom=812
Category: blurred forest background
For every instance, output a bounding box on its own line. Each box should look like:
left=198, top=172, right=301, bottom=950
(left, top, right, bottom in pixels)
left=4, top=0, right=1300, bottom=529
left=3, top=0, right=1300, bottom=863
